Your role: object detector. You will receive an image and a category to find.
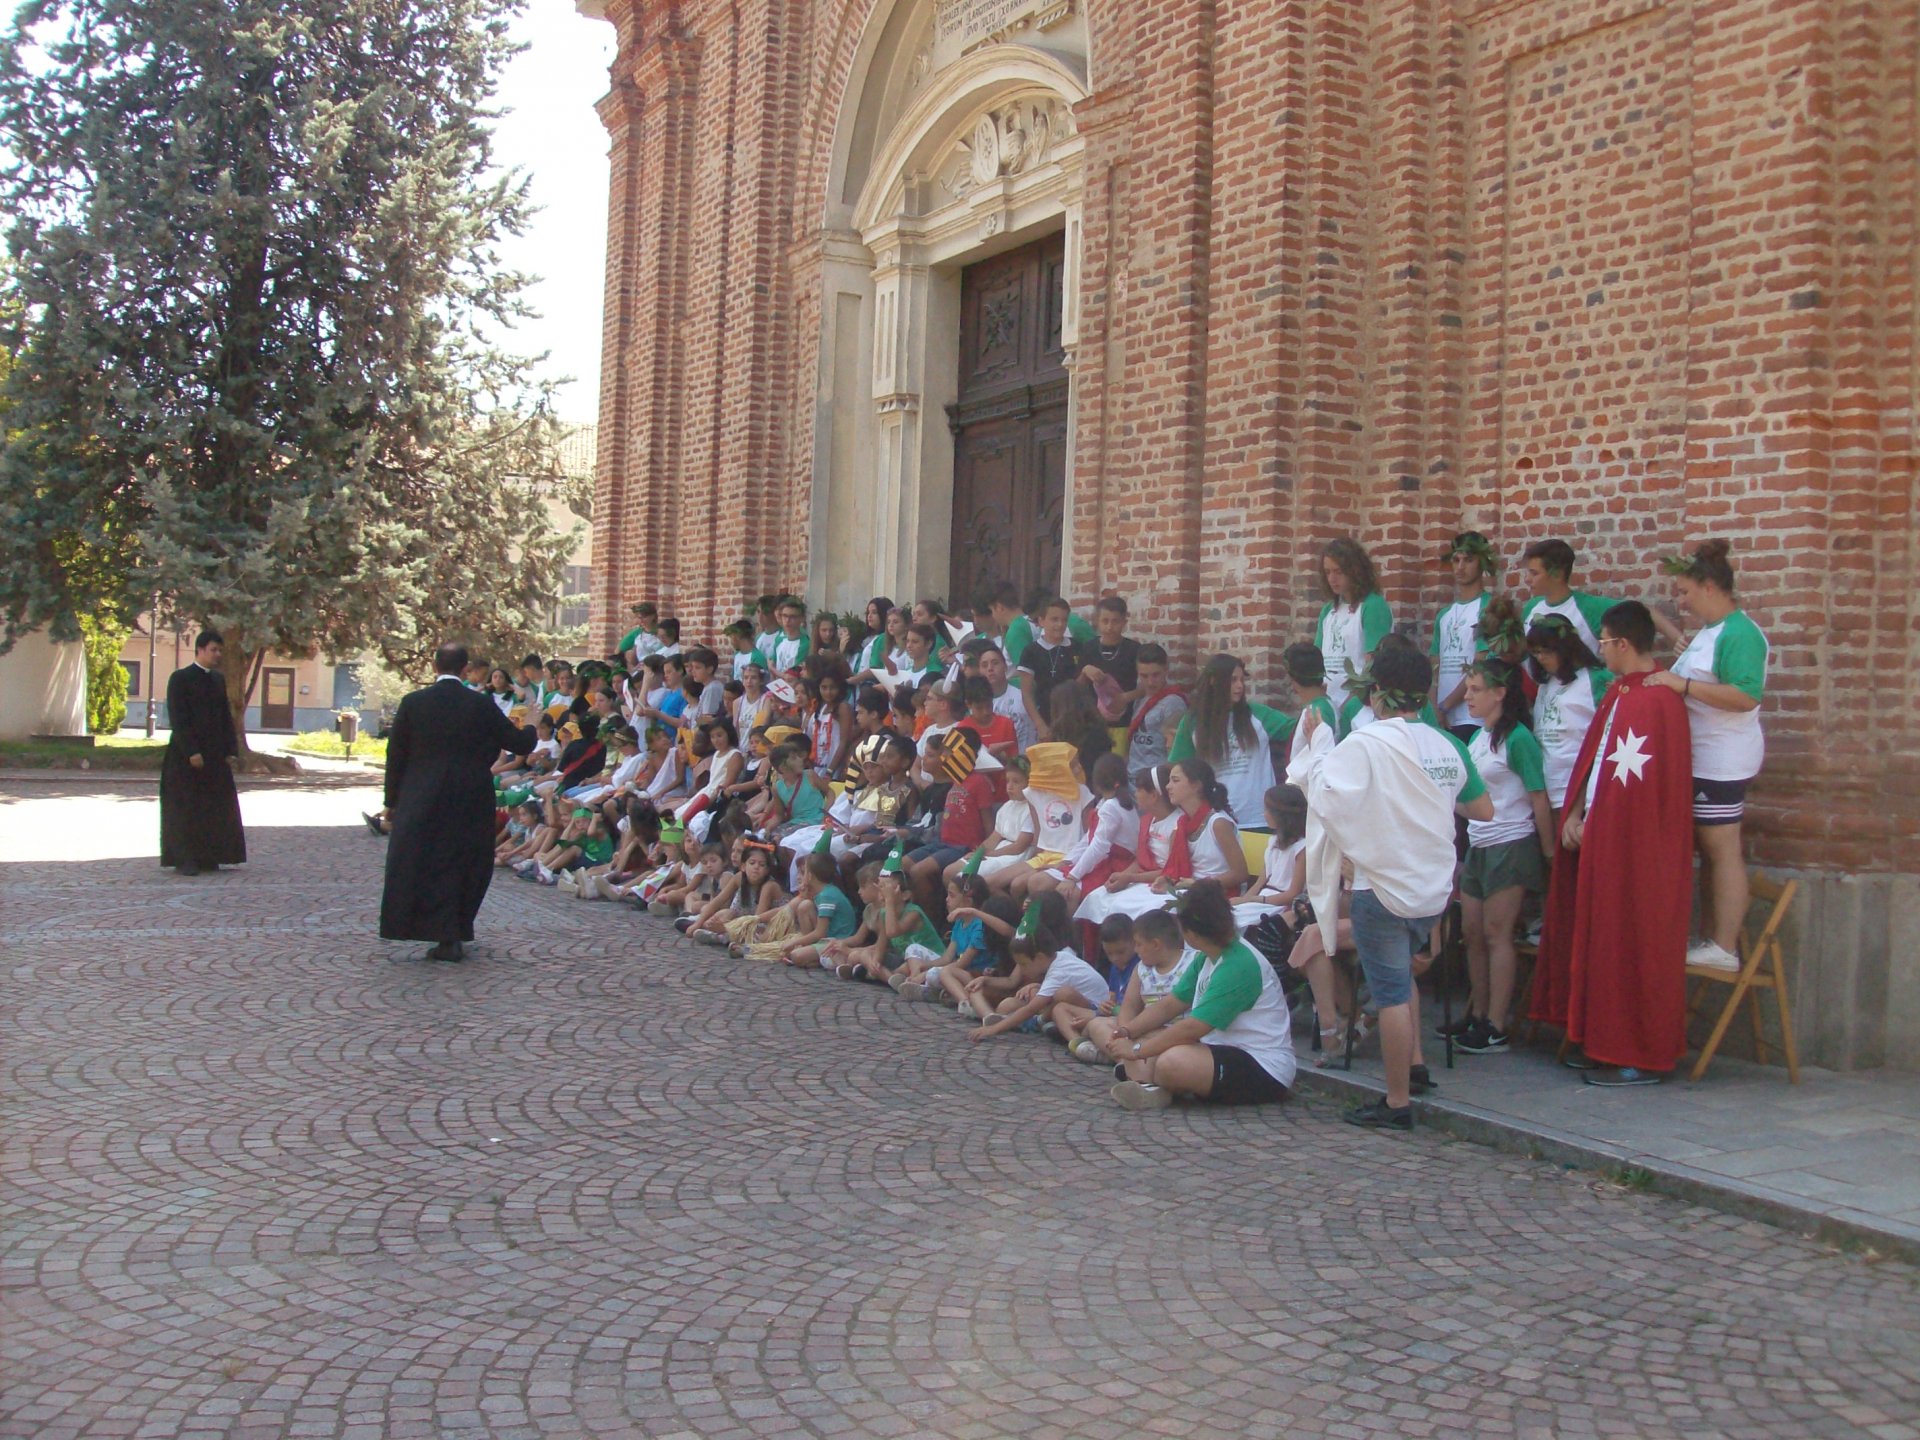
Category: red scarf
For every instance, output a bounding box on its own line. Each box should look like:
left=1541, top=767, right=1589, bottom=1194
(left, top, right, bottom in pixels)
left=1127, top=685, right=1188, bottom=741
left=1161, top=804, right=1214, bottom=884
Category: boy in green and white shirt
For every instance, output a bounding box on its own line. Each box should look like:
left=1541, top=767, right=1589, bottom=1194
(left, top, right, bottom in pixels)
left=1433, top=532, right=1494, bottom=735
left=752, top=597, right=812, bottom=676
left=1316, top=591, right=1393, bottom=712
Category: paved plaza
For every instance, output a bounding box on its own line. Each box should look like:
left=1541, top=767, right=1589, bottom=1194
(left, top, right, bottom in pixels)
left=4, top=780, right=1918, bottom=1440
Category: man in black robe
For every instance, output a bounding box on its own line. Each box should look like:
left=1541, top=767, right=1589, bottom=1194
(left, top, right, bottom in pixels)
left=159, top=630, right=247, bottom=876
left=379, top=641, right=536, bottom=961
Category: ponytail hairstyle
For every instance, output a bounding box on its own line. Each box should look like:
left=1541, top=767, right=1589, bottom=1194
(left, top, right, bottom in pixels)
left=1174, top=879, right=1239, bottom=949
left=1190, top=653, right=1259, bottom=764
left=1662, top=538, right=1737, bottom=595
left=1088, top=752, right=1135, bottom=808
left=1171, top=757, right=1231, bottom=815
left=1467, top=659, right=1533, bottom=749
left=1133, top=763, right=1173, bottom=813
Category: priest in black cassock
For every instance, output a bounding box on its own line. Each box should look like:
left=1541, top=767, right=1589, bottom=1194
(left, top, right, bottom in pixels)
left=379, top=641, right=537, bottom=961
left=159, top=630, right=247, bottom=876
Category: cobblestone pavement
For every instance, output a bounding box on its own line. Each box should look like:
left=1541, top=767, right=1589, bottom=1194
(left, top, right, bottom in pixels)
left=4, top=782, right=1918, bottom=1440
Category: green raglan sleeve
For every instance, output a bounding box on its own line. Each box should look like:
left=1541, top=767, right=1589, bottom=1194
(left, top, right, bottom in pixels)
left=1068, top=613, right=1096, bottom=645
left=1003, top=616, right=1034, bottom=672
left=1713, top=615, right=1769, bottom=702
left=1251, top=702, right=1296, bottom=743
left=1506, top=725, right=1548, bottom=792
left=1576, top=591, right=1616, bottom=639
left=1589, top=668, right=1614, bottom=707
left=1360, top=592, right=1394, bottom=650
left=1336, top=695, right=1363, bottom=741
left=1187, top=944, right=1264, bottom=1031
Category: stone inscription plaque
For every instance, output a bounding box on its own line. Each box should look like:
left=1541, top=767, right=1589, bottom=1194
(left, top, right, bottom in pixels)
left=934, top=0, right=1073, bottom=59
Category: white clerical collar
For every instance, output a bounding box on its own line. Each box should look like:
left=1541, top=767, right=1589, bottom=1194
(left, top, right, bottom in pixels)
left=435, top=673, right=465, bottom=683
left=193, top=661, right=210, bottom=672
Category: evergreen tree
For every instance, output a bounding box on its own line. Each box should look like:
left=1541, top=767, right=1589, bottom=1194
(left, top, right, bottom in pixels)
left=0, top=0, right=578, bottom=754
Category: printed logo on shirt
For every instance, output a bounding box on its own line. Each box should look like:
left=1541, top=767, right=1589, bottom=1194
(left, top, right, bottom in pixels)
left=1038, top=797, right=1077, bottom=830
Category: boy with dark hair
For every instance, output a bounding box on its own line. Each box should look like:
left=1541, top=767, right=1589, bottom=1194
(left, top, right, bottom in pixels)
left=618, top=602, right=659, bottom=664
left=723, top=620, right=758, bottom=681
left=1126, top=643, right=1187, bottom=773
left=1081, top=595, right=1141, bottom=724
left=1434, top=532, right=1494, bottom=739
left=754, top=597, right=812, bottom=676
left=1289, top=644, right=1493, bottom=1130
left=654, top=616, right=683, bottom=659
left=1532, top=601, right=1694, bottom=1087
left=1017, top=597, right=1085, bottom=743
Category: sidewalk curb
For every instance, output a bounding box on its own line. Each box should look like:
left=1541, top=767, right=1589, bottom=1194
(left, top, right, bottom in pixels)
left=0, top=767, right=378, bottom=789
left=1294, top=1066, right=1920, bottom=1266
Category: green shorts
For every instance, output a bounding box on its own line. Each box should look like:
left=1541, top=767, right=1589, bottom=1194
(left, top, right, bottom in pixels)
left=1462, top=837, right=1547, bottom=900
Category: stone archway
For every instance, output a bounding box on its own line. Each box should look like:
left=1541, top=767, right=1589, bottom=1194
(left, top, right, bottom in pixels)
left=807, top=2, right=1090, bottom=614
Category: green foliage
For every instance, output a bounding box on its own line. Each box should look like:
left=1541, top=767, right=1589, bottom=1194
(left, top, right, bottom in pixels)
left=78, top=613, right=129, bottom=735
left=0, top=0, right=577, bottom=700
left=283, top=730, right=387, bottom=762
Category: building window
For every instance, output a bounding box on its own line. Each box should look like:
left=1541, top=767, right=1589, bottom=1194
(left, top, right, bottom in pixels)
left=121, top=660, right=141, bottom=699
left=559, top=564, right=592, bottom=629
left=332, top=664, right=363, bottom=710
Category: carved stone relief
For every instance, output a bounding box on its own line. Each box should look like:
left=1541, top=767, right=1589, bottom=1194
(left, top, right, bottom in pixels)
left=935, top=97, right=1075, bottom=205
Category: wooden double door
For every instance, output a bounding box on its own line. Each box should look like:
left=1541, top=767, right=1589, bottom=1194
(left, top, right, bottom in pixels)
left=947, top=232, right=1069, bottom=608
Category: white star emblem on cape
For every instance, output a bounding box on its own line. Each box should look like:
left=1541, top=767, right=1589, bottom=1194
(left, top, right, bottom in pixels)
left=1610, top=729, right=1652, bottom=786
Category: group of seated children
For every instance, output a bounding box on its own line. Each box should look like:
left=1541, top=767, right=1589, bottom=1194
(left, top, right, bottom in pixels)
left=475, top=527, right=1760, bottom=1118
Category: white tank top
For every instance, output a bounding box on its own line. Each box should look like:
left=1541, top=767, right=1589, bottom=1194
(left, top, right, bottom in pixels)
left=1186, top=812, right=1242, bottom=879
left=1143, top=812, right=1180, bottom=868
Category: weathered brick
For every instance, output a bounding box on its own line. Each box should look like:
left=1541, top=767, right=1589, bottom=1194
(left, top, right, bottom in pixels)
left=583, top=0, right=1918, bottom=879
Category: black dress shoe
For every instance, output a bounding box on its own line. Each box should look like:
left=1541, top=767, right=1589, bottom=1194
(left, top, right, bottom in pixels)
left=427, top=941, right=465, bottom=962
left=177, top=861, right=201, bottom=877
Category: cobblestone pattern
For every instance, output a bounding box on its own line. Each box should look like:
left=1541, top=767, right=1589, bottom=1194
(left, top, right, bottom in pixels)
left=3, top=787, right=1918, bottom=1440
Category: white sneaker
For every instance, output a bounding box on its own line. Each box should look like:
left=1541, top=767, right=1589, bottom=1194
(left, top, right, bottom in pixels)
left=1687, top=939, right=1740, bottom=971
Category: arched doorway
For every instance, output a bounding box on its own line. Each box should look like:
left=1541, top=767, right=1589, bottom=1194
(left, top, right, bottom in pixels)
left=809, top=1, right=1090, bottom=614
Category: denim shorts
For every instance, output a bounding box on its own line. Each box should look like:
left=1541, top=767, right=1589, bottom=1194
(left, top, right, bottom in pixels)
left=1350, top=889, right=1443, bottom=1009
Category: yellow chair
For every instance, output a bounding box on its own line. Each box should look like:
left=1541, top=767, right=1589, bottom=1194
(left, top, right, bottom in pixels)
left=1240, top=831, right=1270, bottom=874
left=1686, top=873, right=1801, bottom=1083
left=1108, top=726, right=1130, bottom=755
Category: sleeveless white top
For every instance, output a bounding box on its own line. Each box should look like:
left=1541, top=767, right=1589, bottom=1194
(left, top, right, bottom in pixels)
left=1186, top=811, right=1242, bottom=880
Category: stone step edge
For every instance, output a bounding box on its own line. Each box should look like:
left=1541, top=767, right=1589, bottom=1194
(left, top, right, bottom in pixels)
left=1293, top=1066, right=1920, bottom=1268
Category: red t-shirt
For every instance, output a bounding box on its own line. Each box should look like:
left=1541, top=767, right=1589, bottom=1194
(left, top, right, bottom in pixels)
left=939, top=771, right=996, bottom=848
left=960, top=713, right=1018, bottom=757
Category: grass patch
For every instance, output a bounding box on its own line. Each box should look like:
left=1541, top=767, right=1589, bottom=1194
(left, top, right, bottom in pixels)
left=0, top=737, right=167, bottom=770
left=282, top=730, right=387, bottom=763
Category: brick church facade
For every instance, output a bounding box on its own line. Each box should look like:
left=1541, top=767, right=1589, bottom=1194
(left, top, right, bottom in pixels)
left=577, top=0, right=1919, bottom=1068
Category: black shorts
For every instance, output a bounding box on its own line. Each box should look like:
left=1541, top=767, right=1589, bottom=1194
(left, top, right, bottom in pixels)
left=1692, top=775, right=1750, bottom=826
left=1202, top=1044, right=1291, bottom=1106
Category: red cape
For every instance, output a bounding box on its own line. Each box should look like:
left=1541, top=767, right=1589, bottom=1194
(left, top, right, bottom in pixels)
left=1530, top=671, right=1694, bottom=1070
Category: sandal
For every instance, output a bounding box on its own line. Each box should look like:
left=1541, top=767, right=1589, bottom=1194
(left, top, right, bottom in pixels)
left=1314, top=1023, right=1349, bottom=1068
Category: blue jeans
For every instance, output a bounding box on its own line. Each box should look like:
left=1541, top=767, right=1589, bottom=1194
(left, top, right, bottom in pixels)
left=1349, top=889, right=1442, bottom=1009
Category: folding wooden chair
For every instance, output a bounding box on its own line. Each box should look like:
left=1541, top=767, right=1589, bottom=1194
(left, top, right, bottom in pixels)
left=1686, top=873, right=1800, bottom=1083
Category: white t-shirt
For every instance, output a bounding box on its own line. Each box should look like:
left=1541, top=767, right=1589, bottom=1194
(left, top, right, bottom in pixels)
left=1177, top=943, right=1298, bottom=1088
left=990, top=798, right=1036, bottom=849
left=1532, top=669, right=1610, bottom=809
left=1038, top=953, right=1110, bottom=1008
left=1467, top=725, right=1548, bottom=848
left=1137, top=956, right=1186, bottom=1004
left=531, top=737, right=560, bottom=762
left=992, top=685, right=1039, bottom=753
left=1029, top=787, right=1092, bottom=856
left=1432, top=595, right=1488, bottom=728
left=1670, top=611, right=1768, bottom=781
left=1350, top=723, right=1479, bottom=895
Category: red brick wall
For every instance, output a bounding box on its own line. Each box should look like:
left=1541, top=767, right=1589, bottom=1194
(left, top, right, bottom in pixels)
left=589, top=0, right=1919, bottom=876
